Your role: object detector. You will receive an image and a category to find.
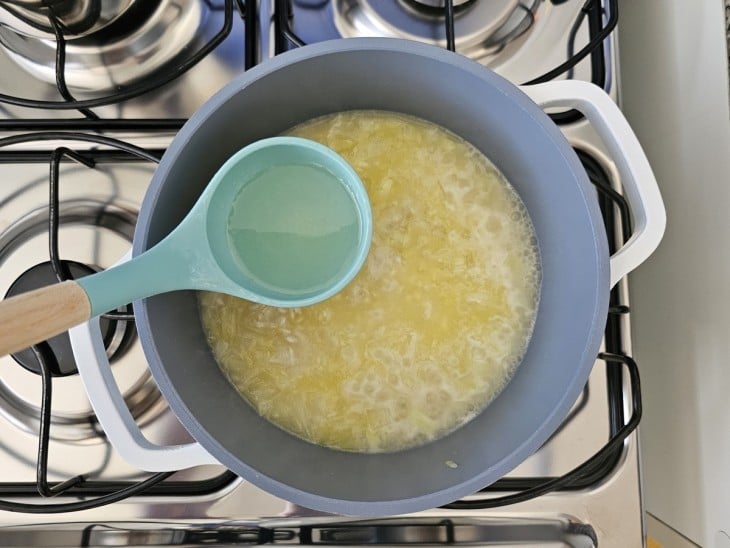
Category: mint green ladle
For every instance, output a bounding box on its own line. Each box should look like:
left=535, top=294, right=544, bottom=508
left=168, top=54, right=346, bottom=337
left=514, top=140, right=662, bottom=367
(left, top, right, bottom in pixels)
left=0, top=137, right=373, bottom=357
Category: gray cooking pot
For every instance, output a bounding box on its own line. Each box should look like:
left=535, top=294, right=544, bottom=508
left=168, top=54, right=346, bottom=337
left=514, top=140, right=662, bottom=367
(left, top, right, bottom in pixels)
left=131, top=38, right=663, bottom=515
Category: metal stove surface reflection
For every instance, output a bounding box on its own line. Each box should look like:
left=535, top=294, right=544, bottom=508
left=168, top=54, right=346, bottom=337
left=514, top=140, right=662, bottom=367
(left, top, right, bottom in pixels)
left=0, top=1, right=641, bottom=546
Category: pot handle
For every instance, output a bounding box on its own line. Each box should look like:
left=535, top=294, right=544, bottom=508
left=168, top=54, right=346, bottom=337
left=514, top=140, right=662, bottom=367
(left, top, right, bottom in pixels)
left=69, top=251, right=218, bottom=472
left=519, top=80, right=666, bottom=288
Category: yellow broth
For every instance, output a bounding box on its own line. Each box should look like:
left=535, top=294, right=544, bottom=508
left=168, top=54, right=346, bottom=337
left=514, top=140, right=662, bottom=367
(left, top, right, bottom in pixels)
left=199, top=111, right=540, bottom=452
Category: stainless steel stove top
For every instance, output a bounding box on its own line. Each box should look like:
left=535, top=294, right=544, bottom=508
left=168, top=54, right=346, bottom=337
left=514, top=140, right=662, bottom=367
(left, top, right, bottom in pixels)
left=0, top=1, right=643, bottom=546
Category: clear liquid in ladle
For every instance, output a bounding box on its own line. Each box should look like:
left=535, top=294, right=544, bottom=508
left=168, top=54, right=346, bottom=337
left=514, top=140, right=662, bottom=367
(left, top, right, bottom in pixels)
left=226, top=164, right=361, bottom=296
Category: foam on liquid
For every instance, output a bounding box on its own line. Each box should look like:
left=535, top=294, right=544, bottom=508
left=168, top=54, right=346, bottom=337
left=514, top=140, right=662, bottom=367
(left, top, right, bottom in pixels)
left=200, top=111, right=541, bottom=453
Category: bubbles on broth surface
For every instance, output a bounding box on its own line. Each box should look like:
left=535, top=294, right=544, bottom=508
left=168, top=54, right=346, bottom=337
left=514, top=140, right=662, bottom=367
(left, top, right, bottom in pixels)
left=199, top=111, right=541, bottom=453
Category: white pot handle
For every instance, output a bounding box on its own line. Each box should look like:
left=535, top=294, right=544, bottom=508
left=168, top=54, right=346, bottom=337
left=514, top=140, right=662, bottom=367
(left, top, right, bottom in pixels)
left=520, top=80, right=666, bottom=288
left=70, top=251, right=218, bottom=471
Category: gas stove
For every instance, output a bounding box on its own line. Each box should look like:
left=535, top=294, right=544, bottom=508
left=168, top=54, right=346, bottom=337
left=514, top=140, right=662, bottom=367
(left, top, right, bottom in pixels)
left=0, top=1, right=643, bottom=546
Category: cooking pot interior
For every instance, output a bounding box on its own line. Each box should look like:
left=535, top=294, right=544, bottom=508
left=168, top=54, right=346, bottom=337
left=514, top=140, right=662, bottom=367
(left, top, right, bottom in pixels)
left=135, top=40, right=609, bottom=514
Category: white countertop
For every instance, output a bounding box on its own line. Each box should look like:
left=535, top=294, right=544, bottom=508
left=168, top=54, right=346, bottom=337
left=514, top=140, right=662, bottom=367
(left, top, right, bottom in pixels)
left=618, top=1, right=730, bottom=545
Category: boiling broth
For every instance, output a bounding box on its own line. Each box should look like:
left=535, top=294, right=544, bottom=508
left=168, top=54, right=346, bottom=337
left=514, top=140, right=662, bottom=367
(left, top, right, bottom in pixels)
left=200, top=111, right=540, bottom=453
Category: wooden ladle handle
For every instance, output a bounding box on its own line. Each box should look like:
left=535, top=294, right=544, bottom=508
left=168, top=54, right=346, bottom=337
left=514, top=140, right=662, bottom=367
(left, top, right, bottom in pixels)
left=0, top=281, right=91, bottom=357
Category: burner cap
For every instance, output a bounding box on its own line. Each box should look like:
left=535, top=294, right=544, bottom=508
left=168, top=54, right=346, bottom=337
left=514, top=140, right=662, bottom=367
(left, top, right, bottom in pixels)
left=4, top=261, right=136, bottom=377
left=402, top=0, right=475, bottom=13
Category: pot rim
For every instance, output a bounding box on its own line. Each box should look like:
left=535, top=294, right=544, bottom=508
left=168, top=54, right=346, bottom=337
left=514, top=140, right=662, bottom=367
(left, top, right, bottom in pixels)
left=133, top=37, right=608, bottom=516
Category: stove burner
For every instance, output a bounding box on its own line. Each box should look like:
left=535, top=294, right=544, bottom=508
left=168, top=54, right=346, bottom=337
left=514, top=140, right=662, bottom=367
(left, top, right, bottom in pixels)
left=4, top=260, right=135, bottom=377
left=333, top=0, right=537, bottom=57
left=0, top=200, right=164, bottom=441
left=0, top=0, right=207, bottom=90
